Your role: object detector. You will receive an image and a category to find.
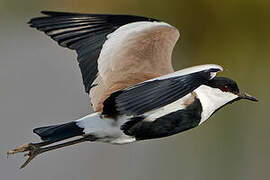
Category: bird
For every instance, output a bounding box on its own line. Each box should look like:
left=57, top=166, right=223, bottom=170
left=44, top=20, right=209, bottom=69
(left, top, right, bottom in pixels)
left=7, top=11, right=258, bottom=169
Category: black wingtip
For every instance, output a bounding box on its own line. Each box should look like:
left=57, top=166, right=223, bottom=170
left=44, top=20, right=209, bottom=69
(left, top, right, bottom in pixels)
left=41, top=11, right=85, bottom=16
left=40, top=10, right=51, bottom=15
left=28, top=11, right=77, bottom=25
left=41, top=10, right=57, bottom=15
left=209, top=68, right=222, bottom=72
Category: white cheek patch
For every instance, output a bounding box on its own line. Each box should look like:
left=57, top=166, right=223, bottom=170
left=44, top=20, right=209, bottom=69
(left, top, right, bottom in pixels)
left=195, top=85, right=238, bottom=124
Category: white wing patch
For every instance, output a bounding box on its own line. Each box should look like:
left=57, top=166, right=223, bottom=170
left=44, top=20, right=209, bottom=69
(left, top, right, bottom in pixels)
left=150, top=64, right=223, bottom=82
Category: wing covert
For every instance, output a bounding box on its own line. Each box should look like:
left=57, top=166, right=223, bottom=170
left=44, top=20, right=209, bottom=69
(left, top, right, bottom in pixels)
left=112, top=67, right=222, bottom=116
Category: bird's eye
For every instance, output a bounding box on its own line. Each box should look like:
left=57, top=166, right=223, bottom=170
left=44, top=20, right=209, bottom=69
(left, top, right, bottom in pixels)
left=221, top=85, right=229, bottom=92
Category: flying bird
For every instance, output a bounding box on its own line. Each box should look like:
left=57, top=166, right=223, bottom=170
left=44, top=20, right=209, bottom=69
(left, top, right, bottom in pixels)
left=8, top=11, right=258, bottom=168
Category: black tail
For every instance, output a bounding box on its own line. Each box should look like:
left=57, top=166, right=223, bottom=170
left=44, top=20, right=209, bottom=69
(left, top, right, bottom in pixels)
left=33, top=122, right=84, bottom=142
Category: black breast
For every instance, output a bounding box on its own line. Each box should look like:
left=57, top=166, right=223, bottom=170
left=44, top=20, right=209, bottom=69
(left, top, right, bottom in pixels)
left=121, top=98, right=203, bottom=140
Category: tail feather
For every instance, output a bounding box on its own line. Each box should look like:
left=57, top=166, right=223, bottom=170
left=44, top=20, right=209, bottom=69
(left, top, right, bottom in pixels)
left=33, top=122, right=84, bottom=142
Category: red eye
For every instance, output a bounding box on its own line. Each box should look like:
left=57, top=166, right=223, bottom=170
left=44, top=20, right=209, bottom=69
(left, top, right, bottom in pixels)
left=221, top=85, right=229, bottom=92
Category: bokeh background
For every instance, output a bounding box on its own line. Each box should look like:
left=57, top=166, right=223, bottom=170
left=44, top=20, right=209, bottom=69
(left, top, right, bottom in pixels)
left=1, top=0, right=269, bottom=180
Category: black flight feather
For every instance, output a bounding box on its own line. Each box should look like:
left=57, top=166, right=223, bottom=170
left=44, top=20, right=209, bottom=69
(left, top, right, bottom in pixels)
left=112, top=68, right=220, bottom=116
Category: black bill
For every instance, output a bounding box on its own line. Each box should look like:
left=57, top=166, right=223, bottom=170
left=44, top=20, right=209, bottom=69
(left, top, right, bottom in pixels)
left=238, top=92, right=258, bottom=102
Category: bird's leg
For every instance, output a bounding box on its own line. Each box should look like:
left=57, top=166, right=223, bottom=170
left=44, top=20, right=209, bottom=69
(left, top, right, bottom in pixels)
left=7, top=140, right=54, bottom=160
left=7, top=136, right=93, bottom=169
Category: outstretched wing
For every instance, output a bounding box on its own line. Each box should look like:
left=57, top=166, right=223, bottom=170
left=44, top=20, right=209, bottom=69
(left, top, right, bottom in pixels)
left=103, top=64, right=223, bottom=116
left=29, top=11, right=180, bottom=112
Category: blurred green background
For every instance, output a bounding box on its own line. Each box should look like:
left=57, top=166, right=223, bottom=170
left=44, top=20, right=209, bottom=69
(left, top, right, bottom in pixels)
left=1, top=0, right=269, bottom=180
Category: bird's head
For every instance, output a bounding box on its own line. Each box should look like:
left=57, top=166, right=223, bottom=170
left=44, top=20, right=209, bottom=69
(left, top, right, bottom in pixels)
left=196, top=76, right=258, bottom=124
left=205, top=77, right=258, bottom=103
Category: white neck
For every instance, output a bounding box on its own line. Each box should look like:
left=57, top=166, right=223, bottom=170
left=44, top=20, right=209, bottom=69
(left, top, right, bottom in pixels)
left=194, top=85, right=238, bottom=124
